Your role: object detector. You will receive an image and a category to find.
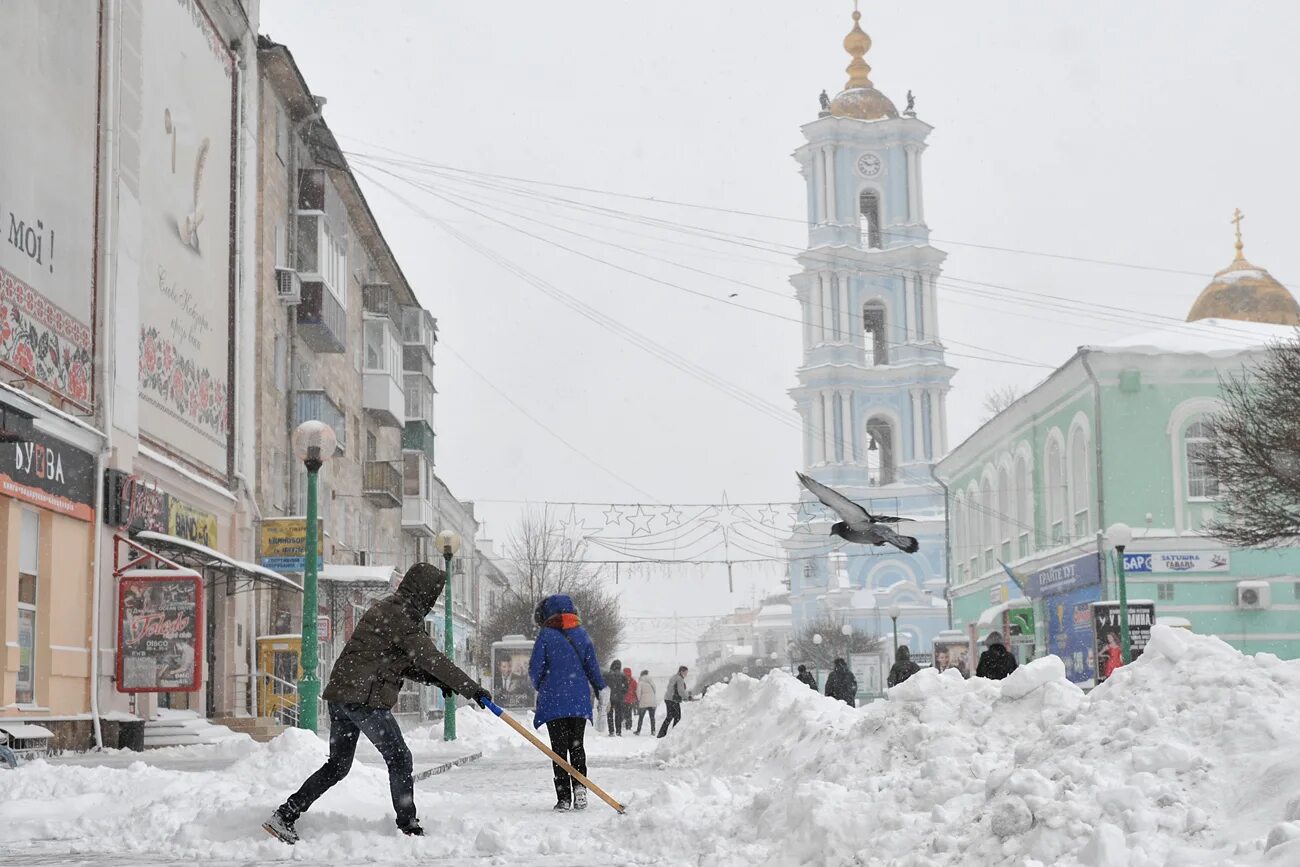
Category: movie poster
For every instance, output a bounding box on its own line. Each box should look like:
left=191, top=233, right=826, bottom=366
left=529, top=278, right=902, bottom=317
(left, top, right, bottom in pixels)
left=116, top=574, right=203, bottom=692
left=1092, top=601, right=1156, bottom=684
left=491, top=644, right=536, bottom=709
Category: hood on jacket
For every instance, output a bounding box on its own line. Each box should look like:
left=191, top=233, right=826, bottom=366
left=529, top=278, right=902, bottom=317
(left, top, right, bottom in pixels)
left=535, top=594, right=578, bottom=625
left=395, top=563, right=445, bottom=616
left=623, top=667, right=633, bottom=678
left=833, top=657, right=848, bottom=670
left=609, top=659, right=622, bottom=672
left=896, top=645, right=911, bottom=662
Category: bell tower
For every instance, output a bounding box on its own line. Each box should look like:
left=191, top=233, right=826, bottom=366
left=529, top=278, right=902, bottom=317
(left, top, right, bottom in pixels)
left=786, top=6, right=954, bottom=657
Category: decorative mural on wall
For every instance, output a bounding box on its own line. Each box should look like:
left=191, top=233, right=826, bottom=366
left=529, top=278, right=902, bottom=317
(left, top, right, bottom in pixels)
left=0, top=1, right=99, bottom=405
left=135, top=0, right=235, bottom=471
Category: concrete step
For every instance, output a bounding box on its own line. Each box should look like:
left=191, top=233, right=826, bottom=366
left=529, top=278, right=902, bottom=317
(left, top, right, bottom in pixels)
left=143, top=711, right=250, bottom=749
left=212, top=717, right=288, bottom=743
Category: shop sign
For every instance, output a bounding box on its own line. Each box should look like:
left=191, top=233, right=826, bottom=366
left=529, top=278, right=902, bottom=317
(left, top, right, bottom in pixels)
left=1122, top=551, right=1230, bottom=574
left=116, top=572, right=203, bottom=693
left=1092, top=601, right=1156, bottom=683
left=258, top=516, right=324, bottom=572
left=0, top=431, right=95, bottom=520
left=1027, top=553, right=1101, bottom=597
left=168, top=499, right=217, bottom=548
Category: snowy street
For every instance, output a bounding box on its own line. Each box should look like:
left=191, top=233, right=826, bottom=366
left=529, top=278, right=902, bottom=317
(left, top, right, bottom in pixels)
left=5, top=625, right=1300, bottom=866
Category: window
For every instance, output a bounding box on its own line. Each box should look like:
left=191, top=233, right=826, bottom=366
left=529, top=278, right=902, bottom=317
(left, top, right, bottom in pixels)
left=404, top=453, right=423, bottom=497
left=859, top=190, right=882, bottom=249
left=1157, top=582, right=1175, bottom=601
left=1070, top=430, right=1090, bottom=535
left=366, top=431, right=378, bottom=462
left=1046, top=437, right=1065, bottom=542
left=1014, top=454, right=1032, bottom=556
left=17, top=509, right=39, bottom=705
left=865, top=416, right=895, bottom=485
left=981, top=477, right=995, bottom=571
left=997, top=465, right=1012, bottom=560
left=1186, top=420, right=1220, bottom=498
left=863, top=303, right=887, bottom=365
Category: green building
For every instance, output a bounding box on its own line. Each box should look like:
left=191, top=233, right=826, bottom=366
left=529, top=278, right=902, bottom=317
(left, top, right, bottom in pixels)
left=935, top=232, right=1300, bottom=685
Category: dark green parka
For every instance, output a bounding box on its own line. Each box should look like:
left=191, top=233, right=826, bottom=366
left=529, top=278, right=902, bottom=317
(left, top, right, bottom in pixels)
left=322, top=562, right=480, bottom=709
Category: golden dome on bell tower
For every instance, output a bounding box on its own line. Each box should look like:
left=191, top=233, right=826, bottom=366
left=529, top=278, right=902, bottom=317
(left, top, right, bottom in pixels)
left=828, top=2, right=899, bottom=121
left=1186, top=210, right=1300, bottom=326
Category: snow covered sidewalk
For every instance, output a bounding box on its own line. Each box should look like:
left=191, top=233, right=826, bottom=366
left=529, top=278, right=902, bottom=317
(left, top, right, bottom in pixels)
left=4, top=627, right=1300, bottom=865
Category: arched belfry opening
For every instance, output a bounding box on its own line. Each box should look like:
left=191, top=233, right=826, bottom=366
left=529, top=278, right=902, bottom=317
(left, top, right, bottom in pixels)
left=865, top=416, right=895, bottom=486
left=859, top=190, right=882, bottom=249
left=863, top=302, right=887, bottom=366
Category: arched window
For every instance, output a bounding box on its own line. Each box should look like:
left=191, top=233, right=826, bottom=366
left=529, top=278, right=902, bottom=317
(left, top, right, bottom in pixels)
left=863, top=302, right=887, bottom=366
left=997, top=465, right=1012, bottom=560
left=953, top=494, right=967, bottom=582
left=980, top=475, right=995, bottom=572
left=1046, top=437, right=1066, bottom=544
left=1070, top=429, right=1090, bottom=536
left=865, top=416, right=895, bottom=486
left=965, top=484, right=981, bottom=578
left=1014, top=452, right=1032, bottom=556
left=859, top=190, right=882, bottom=249
left=1185, top=420, right=1220, bottom=499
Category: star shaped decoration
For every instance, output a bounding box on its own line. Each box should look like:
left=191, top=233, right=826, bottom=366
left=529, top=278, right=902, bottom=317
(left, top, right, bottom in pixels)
left=661, top=504, right=684, bottom=527
left=627, top=505, right=654, bottom=536
left=603, top=504, right=626, bottom=527
left=702, top=493, right=747, bottom=535
left=757, top=503, right=783, bottom=527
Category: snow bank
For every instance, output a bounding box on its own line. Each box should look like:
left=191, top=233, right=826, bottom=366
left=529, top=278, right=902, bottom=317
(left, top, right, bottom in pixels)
left=625, top=625, right=1300, bottom=866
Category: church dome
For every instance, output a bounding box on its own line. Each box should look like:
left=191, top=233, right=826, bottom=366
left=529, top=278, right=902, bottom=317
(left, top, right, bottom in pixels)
left=827, top=9, right=898, bottom=121
left=1186, top=216, right=1300, bottom=326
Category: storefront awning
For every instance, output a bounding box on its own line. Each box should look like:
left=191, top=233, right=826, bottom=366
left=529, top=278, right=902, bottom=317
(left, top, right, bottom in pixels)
left=319, top=564, right=397, bottom=584
left=134, top=531, right=302, bottom=593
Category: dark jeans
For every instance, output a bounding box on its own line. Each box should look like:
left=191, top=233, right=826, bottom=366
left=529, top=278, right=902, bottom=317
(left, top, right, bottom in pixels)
left=619, top=702, right=634, bottom=730
left=607, top=701, right=625, bottom=735
left=657, top=700, right=682, bottom=737
left=545, top=717, right=587, bottom=803
left=635, top=706, right=656, bottom=733
left=282, top=701, right=416, bottom=828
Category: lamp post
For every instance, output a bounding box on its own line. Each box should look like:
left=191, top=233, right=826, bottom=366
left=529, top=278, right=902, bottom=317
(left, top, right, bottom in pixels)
left=813, top=633, right=823, bottom=688
left=291, top=420, right=337, bottom=731
left=1105, top=523, right=1133, bottom=664
left=436, top=529, right=461, bottom=741
left=888, top=605, right=901, bottom=656
left=786, top=639, right=795, bottom=675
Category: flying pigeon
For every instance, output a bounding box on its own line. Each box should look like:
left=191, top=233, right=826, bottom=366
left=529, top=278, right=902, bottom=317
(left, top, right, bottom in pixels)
left=796, top=471, right=920, bottom=554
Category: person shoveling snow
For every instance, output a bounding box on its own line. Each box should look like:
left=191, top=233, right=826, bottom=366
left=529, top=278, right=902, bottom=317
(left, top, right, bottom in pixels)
left=263, top=562, right=491, bottom=844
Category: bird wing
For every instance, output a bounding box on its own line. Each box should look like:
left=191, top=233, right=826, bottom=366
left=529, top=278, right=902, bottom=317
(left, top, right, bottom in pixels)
left=866, top=512, right=914, bottom=524
left=796, top=472, right=870, bottom=524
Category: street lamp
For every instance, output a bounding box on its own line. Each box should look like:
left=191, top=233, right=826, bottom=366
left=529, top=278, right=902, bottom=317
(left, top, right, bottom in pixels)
left=1105, top=523, right=1134, bottom=665
left=436, top=529, right=461, bottom=741
left=888, top=605, right=901, bottom=656
left=813, top=633, right=823, bottom=688
left=292, top=420, right=337, bottom=731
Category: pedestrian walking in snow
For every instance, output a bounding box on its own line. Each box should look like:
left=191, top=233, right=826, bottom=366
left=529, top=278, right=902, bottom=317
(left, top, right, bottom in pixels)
left=634, top=670, right=657, bottom=734
left=824, top=657, right=858, bottom=706
left=976, top=632, right=1019, bottom=680
left=263, top=563, right=491, bottom=844
left=605, top=660, right=628, bottom=736
left=887, top=645, right=921, bottom=687
left=795, top=664, right=818, bottom=690
left=529, top=594, right=608, bottom=812
left=657, top=665, right=691, bottom=737
left=621, top=667, right=638, bottom=732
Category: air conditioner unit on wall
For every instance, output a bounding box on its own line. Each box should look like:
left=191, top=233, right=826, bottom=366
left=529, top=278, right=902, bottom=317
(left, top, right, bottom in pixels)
left=1237, top=580, right=1271, bottom=610
left=275, top=267, right=302, bottom=304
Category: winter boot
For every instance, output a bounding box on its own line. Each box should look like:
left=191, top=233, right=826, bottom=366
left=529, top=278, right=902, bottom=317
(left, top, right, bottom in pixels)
left=399, top=820, right=424, bottom=837
left=553, top=799, right=572, bottom=812
left=573, top=786, right=588, bottom=811
left=262, top=808, right=299, bottom=845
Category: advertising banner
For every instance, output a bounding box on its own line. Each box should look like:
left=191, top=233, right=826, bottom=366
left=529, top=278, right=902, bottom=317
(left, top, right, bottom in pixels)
left=0, top=1, right=99, bottom=404
left=259, top=517, right=325, bottom=572
left=1026, top=553, right=1101, bottom=597
left=1092, top=601, right=1156, bottom=683
left=135, top=0, right=235, bottom=471
left=116, top=572, right=204, bottom=692
left=167, top=498, right=217, bottom=548
left=0, top=433, right=96, bottom=521
left=1122, top=551, right=1230, bottom=574
left=491, top=641, right=537, bottom=709
left=1046, top=584, right=1101, bottom=684
left=933, top=636, right=971, bottom=678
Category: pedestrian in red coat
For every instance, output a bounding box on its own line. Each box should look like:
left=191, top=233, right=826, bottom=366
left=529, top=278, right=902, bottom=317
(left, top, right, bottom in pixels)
left=621, top=667, right=637, bottom=732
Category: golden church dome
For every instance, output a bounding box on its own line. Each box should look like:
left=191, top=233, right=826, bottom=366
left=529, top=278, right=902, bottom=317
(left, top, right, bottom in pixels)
left=827, top=9, right=899, bottom=121
left=1186, top=212, right=1300, bottom=326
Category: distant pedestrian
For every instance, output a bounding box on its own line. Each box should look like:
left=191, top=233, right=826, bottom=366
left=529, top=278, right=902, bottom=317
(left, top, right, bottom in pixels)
left=657, top=665, right=691, bottom=737
left=634, top=670, right=657, bottom=734
left=263, top=563, right=491, bottom=844
left=976, top=632, right=1019, bottom=680
left=795, top=664, right=818, bottom=690
left=824, top=657, right=857, bottom=707
left=605, top=660, right=628, bottom=736
left=887, top=645, right=921, bottom=688
left=621, top=667, right=638, bottom=731
left=529, top=594, right=608, bottom=812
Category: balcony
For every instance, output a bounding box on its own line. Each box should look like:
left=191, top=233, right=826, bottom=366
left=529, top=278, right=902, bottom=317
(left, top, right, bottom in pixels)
left=296, top=391, right=346, bottom=454
left=363, top=283, right=398, bottom=318
left=403, top=495, right=435, bottom=537
left=400, top=305, right=436, bottom=359
left=362, top=461, right=402, bottom=509
left=363, top=318, right=405, bottom=428
left=297, top=282, right=346, bottom=353
left=403, top=421, right=435, bottom=463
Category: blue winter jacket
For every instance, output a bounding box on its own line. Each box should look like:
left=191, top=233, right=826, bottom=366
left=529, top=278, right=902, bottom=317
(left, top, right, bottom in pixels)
left=529, top=595, right=606, bottom=728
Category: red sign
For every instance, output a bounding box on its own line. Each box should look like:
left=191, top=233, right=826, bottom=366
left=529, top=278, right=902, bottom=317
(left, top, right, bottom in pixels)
left=116, top=573, right=203, bottom=693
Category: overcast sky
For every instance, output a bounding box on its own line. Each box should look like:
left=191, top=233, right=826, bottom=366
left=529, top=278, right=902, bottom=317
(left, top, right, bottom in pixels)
left=260, top=1, right=1300, bottom=669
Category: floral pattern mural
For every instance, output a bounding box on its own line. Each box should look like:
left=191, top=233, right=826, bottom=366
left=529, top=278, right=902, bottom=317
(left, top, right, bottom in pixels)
left=0, top=269, right=93, bottom=403
left=139, top=325, right=228, bottom=437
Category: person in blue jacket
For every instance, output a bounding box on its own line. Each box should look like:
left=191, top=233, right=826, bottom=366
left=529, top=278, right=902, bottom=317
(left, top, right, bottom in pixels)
left=529, top=594, right=608, bottom=812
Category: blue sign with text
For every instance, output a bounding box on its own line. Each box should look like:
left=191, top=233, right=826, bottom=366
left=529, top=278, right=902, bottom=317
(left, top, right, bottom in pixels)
left=1026, top=553, right=1101, bottom=597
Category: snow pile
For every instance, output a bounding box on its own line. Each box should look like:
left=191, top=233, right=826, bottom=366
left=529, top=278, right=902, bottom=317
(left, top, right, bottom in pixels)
left=627, top=625, right=1300, bottom=866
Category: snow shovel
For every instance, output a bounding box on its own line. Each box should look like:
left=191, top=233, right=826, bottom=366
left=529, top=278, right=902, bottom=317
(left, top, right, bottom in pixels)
left=481, top=699, right=626, bottom=814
